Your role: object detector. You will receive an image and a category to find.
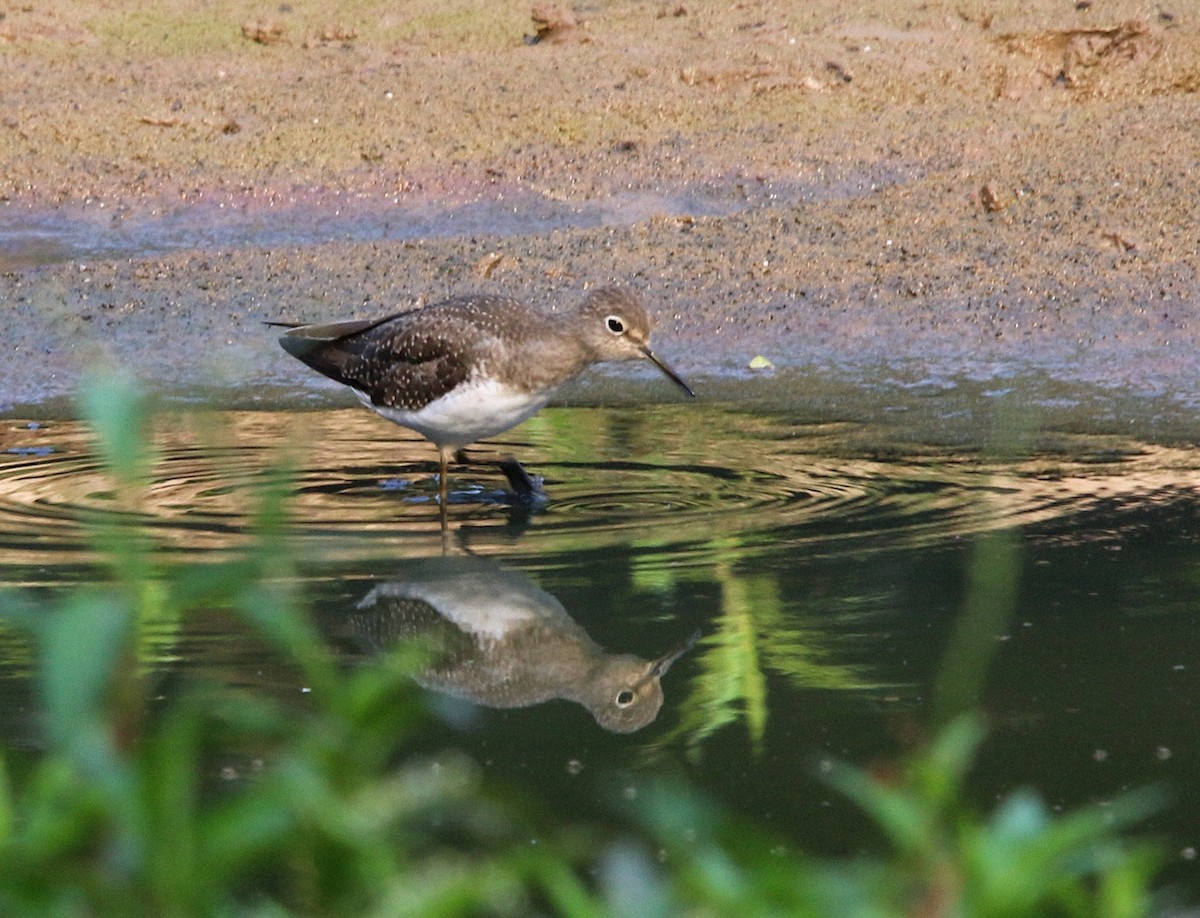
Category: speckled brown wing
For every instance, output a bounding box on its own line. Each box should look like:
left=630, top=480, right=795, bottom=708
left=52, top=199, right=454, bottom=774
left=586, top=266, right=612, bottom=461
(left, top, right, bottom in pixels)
left=340, top=295, right=555, bottom=409
left=347, top=597, right=475, bottom=660
left=279, top=299, right=518, bottom=411
left=338, top=316, right=481, bottom=411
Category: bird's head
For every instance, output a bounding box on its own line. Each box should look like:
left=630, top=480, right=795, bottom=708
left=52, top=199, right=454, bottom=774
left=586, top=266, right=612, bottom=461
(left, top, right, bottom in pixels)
left=575, top=287, right=694, bottom=397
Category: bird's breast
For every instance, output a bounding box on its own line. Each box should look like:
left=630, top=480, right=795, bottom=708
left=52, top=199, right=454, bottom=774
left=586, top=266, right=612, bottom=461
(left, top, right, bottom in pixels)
left=359, top=377, right=554, bottom=448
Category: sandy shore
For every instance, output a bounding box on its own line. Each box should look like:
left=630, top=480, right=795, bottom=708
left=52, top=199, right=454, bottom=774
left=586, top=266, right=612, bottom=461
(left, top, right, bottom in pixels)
left=1, top=0, right=1198, bottom=417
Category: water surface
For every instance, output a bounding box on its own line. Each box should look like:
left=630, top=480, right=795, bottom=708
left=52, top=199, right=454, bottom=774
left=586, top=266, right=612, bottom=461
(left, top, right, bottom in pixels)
left=1, top=402, right=1198, bottom=891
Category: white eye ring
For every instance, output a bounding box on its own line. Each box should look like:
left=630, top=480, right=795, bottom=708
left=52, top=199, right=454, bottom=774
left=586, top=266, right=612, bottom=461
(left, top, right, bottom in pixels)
left=605, top=315, right=625, bottom=335
left=615, top=689, right=635, bottom=707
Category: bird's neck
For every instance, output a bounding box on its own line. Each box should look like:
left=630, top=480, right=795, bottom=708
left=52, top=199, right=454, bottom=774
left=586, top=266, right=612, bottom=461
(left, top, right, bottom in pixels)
left=503, top=312, right=593, bottom=391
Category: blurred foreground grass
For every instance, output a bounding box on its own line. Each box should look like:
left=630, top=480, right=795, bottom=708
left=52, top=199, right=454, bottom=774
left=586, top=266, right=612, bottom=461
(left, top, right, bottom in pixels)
left=0, top=377, right=1169, bottom=916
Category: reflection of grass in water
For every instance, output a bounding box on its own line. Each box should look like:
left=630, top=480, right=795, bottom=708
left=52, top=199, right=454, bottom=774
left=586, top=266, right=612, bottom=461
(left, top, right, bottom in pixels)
left=933, top=395, right=1033, bottom=726
left=648, top=540, right=882, bottom=761
left=0, top=377, right=1170, bottom=915
left=933, top=527, right=1022, bottom=728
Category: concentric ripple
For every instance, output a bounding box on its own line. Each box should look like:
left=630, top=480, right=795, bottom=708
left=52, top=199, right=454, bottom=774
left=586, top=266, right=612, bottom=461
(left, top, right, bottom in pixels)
left=0, top=421, right=285, bottom=568
left=2, top=408, right=1199, bottom=574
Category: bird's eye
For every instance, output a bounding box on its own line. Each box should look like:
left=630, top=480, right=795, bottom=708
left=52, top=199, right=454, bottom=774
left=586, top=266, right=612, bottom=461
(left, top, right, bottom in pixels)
left=615, top=689, right=635, bottom=707
left=605, top=315, right=625, bottom=335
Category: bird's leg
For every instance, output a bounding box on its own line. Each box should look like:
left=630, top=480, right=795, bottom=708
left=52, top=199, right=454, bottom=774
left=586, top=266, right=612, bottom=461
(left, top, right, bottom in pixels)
left=436, top=444, right=451, bottom=535
left=437, top=444, right=451, bottom=508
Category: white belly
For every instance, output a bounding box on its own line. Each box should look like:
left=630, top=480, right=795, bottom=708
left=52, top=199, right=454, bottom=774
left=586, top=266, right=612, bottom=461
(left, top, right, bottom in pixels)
left=356, top=378, right=553, bottom=448
left=358, top=567, right=569, bottom=641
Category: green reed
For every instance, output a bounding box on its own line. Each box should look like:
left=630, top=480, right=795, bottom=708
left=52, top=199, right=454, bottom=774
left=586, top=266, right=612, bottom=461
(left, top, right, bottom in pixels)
left=0, top=376, right=1168, bottom=916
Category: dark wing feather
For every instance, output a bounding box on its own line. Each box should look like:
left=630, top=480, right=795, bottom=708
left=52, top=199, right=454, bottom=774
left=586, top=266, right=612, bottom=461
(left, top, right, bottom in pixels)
left=344, top=318, right=479, bottom=411
left=279, top=311, right=484, bottom=411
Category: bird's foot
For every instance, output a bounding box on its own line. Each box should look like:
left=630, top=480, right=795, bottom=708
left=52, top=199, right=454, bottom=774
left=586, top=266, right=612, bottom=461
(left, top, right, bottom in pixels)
left=497, top=457, right=549, bottom=508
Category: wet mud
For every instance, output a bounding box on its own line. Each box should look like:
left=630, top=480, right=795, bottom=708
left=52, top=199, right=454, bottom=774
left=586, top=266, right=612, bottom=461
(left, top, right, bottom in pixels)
left=1, top=1, right=1198, bottom=423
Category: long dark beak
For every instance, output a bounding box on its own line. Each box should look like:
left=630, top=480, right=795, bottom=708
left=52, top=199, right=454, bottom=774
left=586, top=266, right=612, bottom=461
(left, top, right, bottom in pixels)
left=645, top=628, right=701, bottom=681
left=641, top=346, right=695, bottom=398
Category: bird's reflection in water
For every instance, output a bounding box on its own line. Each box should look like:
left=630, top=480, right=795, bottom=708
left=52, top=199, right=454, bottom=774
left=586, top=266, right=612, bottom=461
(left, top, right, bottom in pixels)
left=341, top=556, right=697, bottom=733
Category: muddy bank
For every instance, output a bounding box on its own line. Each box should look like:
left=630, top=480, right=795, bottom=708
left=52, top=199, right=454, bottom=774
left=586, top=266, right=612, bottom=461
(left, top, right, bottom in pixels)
left=1, top=1, right=1198, bottom=424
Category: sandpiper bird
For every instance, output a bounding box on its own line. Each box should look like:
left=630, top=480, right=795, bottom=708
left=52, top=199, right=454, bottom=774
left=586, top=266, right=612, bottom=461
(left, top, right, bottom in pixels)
left=342, top=555, right=698, bottom=732
left=273, top=286, right=694, bottom=506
